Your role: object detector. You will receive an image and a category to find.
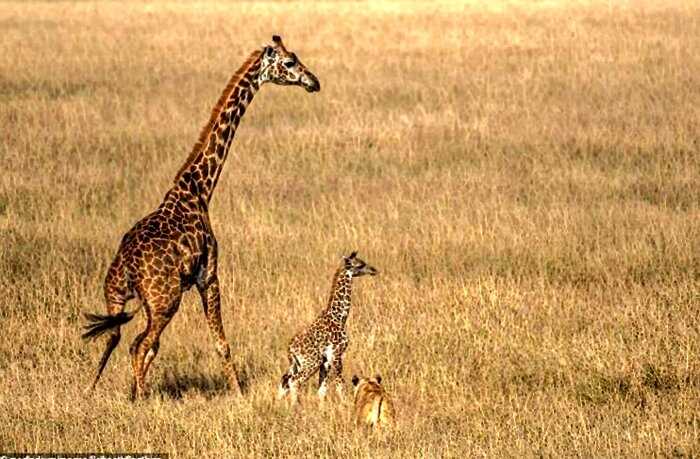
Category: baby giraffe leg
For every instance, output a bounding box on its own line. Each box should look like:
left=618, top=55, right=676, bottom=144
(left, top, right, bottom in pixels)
left=331, top=353, right=346, bottom=400
left=287, top=364, right=318, bottom=406
left=317, top=353, right=331, bottom=401
left=278, top=354, right=301, bottom=401
left=278, top=368, right=294, bottom=400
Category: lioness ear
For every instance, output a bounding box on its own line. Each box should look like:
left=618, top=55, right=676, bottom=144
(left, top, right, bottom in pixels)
left=352, top=375, right=360, bottom=386
left=375, top=374, right=382, bottom=385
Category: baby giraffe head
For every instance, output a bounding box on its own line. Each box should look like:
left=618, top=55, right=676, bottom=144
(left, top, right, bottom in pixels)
left=259, top=35, right=320, bottom=92
left=343, top=251, right=379, bottom=278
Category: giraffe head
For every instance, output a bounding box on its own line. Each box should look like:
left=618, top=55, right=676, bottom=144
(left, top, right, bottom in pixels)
left=259, top=35, right=320, bottom=92
left=343, top=251, right=379, bottom=277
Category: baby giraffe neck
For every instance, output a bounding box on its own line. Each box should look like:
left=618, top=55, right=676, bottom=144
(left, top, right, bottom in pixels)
left=327, top=270, right=353, bottom=324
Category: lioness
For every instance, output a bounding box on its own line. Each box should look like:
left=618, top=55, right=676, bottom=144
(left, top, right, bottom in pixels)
left=352, top=374, right=395, bottom=428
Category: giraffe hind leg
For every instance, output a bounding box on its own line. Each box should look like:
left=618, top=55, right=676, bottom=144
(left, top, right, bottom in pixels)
left=142, top=340, right=160, bottom=377
left=278, top=373, right=292, bottom=400
left=278, top=355, right=300, bottom=400
left=130, top=293, right=180, bottom=400
left=286, top=360, right=319, bottom=405
left=129, top=328, right=149, bottom=400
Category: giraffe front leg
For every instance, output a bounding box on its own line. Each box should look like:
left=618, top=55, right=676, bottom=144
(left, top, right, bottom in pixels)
left=317, top=346, right=334, bottom=402
left=198, top=277, right=242, bottom=396
left=331, top=352, right=346, bottom=401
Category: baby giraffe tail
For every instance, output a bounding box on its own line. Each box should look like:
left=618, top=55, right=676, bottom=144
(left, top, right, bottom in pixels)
left=82, top=308, right=137, bottom=390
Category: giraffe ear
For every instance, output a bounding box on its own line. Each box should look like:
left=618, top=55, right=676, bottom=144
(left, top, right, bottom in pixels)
left=272, top=35, right=282, bottom=45
left=349, top=251, right=358, bottom=260
left=375, top=374, right=382, bottom=385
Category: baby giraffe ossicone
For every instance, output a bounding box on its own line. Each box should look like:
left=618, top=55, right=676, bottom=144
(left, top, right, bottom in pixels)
left=278, top=252, right=378, bottom=404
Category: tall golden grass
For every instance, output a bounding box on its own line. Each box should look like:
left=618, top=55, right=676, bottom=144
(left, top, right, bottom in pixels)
left=1, top=0, right=699, bottom=456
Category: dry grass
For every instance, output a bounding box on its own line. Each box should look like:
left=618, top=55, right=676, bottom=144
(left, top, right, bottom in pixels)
left=1, top=0, right=699, bottom=457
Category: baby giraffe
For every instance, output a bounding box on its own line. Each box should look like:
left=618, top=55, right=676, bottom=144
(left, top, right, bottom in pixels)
left=278, top=252, right=378, bottom=404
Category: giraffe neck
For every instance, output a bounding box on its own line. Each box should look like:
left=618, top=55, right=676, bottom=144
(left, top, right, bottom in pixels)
left=326, top=269, right=353, bottom=324
left=171, top=50, right=264, bottom=205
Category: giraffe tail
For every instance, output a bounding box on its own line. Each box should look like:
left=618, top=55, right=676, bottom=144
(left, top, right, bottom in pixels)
left=82, top=305, right=143, bottom=390
left=81, top=309, right=136, bottom=340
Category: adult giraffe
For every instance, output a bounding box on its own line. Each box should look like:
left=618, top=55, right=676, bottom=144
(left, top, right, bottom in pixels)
left=82, top=36, right=320, bottom=399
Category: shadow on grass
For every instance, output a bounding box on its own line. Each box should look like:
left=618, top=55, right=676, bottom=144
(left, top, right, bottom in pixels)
left=154, top=360, right=267, bottom=400
left=155, top=371, right=229, bottom=400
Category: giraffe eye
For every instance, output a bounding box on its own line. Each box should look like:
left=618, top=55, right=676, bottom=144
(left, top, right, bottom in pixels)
left=283, top=60, right=296, bottom=68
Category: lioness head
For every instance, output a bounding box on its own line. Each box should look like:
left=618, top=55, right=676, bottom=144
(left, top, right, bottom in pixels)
left=352, top=374, right=383, bottom=396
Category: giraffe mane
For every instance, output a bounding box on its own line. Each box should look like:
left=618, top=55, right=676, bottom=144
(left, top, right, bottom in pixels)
left=174, top=49, right=263, bottom=183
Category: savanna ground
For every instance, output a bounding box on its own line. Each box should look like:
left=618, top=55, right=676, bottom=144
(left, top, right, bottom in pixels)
left=1, top=0, right=699, bottom=456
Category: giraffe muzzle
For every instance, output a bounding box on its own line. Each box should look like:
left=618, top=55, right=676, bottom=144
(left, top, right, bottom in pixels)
left=303, top=74, right=321, bottom=93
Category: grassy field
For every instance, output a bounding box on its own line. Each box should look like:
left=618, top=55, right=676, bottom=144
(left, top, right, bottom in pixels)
left=1, top=0, right=699, bottom=456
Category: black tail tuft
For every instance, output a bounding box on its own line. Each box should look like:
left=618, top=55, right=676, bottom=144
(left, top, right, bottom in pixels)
left=82, top=311, right=134, bottom=340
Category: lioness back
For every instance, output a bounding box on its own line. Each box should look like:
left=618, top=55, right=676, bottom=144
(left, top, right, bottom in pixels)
left=352, top=374, right=394, bottom=428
